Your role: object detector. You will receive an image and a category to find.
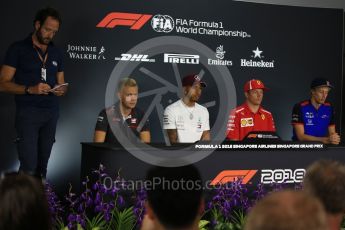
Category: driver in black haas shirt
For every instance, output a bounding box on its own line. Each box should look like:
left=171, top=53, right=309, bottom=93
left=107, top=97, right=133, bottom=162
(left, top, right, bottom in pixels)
left=94, top=78, right=150, bottom=144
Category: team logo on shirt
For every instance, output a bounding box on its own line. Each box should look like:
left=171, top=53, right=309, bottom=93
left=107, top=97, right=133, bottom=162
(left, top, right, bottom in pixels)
left=306, top=119, right=314, bottom=126
left=197, top=118, right=202, bottom=129
left=97, top=116, right=104, bottom=122
left=261, top=114, right=265, bottom=120
left=305, top=112, right=314, bottom=119
left=52, top=61, right=58, bottom=66
left=131, top=118, right=137, bottom=124
left=292, top=114, right=299, bottom=122
left=163, top=115, right=169, bottom=124
left=112, top=117, right=121, bottom=122
left=240, top=118, right=254, bottom=127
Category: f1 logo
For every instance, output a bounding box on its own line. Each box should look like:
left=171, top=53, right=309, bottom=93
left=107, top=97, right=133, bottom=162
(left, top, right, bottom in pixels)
left=97, top=12, right=152, bottom=30
left=210, top=170, right=258, bottom=185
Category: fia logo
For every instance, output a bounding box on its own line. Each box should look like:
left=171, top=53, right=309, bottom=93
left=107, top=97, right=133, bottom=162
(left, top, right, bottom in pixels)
left=151, top=15, right=174, bottom=33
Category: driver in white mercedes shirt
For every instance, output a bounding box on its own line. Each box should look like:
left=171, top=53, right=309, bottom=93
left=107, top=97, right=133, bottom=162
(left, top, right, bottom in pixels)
left=163, top=74, right=210, bottom=143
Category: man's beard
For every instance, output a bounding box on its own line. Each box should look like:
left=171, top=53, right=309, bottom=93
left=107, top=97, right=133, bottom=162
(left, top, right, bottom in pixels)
left=189, top=95, right=200, bottom=103
left=36, top=29, right=51, bottom=45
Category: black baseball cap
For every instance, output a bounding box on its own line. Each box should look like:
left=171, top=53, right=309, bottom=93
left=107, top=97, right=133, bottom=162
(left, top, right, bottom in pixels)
left=310, top=78, right=333, bottom=89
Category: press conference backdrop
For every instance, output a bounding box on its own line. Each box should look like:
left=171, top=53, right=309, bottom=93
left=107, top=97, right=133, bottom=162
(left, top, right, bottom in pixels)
left=0, top=0, right=344, bottom=193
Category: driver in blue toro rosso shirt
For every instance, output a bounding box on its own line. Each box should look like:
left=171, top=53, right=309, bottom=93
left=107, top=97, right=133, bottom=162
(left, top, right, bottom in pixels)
left=291, top=78, right=341, bottom=145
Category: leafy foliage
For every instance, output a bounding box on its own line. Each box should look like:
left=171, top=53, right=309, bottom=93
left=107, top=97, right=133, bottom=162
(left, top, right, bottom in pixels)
left=45, top=165, right=301, bottom=230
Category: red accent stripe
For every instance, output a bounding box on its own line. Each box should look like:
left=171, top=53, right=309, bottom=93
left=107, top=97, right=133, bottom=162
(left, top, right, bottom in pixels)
left=300, top=100, right=309, bottom=106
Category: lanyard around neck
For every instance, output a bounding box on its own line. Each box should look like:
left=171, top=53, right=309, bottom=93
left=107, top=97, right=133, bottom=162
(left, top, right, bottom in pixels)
left=34, top=46, right=48, bottom=68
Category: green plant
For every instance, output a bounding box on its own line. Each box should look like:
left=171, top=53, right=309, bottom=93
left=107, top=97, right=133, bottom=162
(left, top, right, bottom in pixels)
left=111, top=207, right=136, bottom=230
left=210, top=208, right=243, bottom=230
left=229, top=209, right=246, bottom=229
left=46, top=165, right=301, bottom=229
left=199, top=220, right=210, bottom=230
left=85, top=213, right=107, bottom=230
left=49, top=165, right=145, bottom=230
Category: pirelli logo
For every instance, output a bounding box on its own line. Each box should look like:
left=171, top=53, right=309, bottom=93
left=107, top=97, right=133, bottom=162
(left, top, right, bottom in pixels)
left=211, top=170, right=258, bottom=185
left=97, top=12, right=152, bottom=30
left=163, top=53, right=200, bottom=64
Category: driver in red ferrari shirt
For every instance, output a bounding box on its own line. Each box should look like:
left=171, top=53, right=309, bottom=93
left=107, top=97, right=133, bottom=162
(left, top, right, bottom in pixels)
left=227, top=79, right=276, bottom=141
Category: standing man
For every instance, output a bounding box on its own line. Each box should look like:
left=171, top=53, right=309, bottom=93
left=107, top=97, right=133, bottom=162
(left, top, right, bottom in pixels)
left=163, top=74, right=210, bottom=143
left=94, top=78, right=150, bottom=143
left=291, top=78, right=340, bottom=144
left=227, top=79, right=276, bottom=141
left=0, top=8, right=67, bottom=178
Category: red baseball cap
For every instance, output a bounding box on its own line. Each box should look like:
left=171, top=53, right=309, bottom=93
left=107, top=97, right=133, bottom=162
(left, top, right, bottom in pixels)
left=182, top=74, right=207, bottom=88
left=244, top=79, right=268, bottom=92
